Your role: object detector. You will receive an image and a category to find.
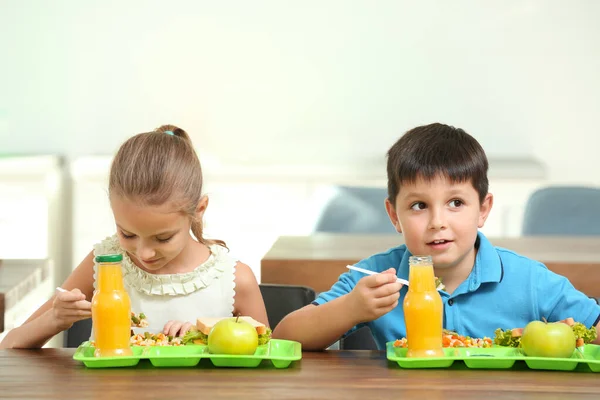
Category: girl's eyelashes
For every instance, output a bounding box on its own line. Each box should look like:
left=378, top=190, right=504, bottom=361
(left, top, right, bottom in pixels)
left=119, top=230, right=176, bottom=242
left=120, top=231, right=136, bottom=239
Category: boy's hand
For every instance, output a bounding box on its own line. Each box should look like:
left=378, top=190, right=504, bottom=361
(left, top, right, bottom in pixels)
left=348, top=268, right=403, bottom=323
left=52, top=288, right=92, bottom=330
left=163, top=320, right=194, bottom=337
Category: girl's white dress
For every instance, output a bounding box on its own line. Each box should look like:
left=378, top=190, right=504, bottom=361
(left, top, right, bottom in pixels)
left=92, top=234, right=236, bottom=335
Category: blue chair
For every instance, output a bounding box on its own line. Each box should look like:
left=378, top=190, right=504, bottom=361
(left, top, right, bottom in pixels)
left=314, top=186, right=397, bottom=234
left=522, top=186, right=600, bottom=236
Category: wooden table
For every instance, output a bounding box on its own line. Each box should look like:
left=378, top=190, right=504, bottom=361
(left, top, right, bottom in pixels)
left=0, top=348, right=598, bottom=399
left=261, top=234, right=600, bottom=296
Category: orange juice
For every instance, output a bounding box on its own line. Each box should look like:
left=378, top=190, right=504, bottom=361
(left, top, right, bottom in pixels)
left=403, top=255, right=444, bottom=358
left=91, top=254, right=132, bottom=357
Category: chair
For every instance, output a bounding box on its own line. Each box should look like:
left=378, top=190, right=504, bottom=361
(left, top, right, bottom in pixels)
left=339, top=325, right=379, bottom=350
left=64, top=318, right=92, bottom=348
left=313, top=186, right=397, bottom=234
left=259, top=283, right=316, bottom=330
left=522, top=186, right=600, bottom=236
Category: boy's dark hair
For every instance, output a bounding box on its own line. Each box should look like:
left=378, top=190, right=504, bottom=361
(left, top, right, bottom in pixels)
left=386, top=123, right=489, bottom=205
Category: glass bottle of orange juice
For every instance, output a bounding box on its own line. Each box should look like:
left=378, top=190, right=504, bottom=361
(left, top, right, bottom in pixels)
left=92, top=254, right=133, bottom=357
left=403, top=255, right=444, bottom=358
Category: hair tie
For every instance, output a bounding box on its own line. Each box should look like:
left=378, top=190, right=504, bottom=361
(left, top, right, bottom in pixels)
left=165, top=130, right=174, bottom=136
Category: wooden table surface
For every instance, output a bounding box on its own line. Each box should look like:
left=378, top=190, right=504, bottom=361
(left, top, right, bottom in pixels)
left=261, top=234, right=600, bottom=296
left=1, top=348, right=599, bottom=399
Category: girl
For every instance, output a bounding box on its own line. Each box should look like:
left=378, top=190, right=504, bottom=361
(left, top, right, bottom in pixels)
left=1, top=124, right=269, bottom=349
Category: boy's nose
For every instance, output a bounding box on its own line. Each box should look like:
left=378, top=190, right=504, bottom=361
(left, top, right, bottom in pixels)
left=428, top=210, right=446, bottom=230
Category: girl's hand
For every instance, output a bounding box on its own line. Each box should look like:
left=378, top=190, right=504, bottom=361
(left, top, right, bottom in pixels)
left=52, top=288, right=92, bottom=330
left=163, top=320, right=194, bottom=337
left=347, top=268, right=403, bottom=323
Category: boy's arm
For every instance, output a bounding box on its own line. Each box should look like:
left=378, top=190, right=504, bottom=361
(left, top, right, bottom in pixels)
left=273, top=270, right=402, bottom=351
left=272, top=296, right=358, bottom=351
left=595, top=324, right=600, bottom=345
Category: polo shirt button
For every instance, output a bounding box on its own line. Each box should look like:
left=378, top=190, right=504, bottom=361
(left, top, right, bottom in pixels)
left=448, top=299, right=454, bottom=306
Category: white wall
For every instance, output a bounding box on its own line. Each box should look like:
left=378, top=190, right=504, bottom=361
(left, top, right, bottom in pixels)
left=1, top=0, right=599, bottom=185
left=2, top=1, right=600, bottom=280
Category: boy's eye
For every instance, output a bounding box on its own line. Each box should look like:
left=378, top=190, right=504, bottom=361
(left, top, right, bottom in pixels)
left=449, top=199, right=463, bottom=208
left=410, top=202, right=426, bottom=211
left=120, top=231, right=136, bottom=239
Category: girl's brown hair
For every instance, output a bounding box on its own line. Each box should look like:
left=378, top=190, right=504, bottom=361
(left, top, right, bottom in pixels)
left=109, top=124, right=225, bottom=248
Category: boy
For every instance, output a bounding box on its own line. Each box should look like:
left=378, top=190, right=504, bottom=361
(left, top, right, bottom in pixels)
left=272, top=123, right=600, bottom=350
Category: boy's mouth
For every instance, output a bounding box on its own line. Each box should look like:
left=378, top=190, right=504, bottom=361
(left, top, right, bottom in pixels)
left=427, top=239, right=453, bottom=245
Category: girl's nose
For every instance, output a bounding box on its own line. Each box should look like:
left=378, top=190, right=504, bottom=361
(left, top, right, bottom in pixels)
left=137, top=245, right=156, bottom=260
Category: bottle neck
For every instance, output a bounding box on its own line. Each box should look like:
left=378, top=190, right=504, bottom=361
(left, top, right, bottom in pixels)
left=96, top=262, right=125, bottom=291
left=408, top=264, right=436, bottom=292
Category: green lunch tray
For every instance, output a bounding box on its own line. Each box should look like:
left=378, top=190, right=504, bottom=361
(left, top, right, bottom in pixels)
left=387, top=342, right=600, bottom=372
left=73, top=339, right=302, bottom=369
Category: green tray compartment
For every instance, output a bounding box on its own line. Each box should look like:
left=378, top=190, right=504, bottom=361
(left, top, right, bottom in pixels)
left=73, top=339, right=302, bottom=369
left=73, top=345, right=145, bottom=368
left=387, top=342, right=600, bottom=372
left=147, top=346, right=206, bottom=367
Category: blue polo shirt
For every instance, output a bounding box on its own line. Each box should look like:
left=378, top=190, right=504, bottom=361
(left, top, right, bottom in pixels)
left=314, top=232, right=600, bottom=350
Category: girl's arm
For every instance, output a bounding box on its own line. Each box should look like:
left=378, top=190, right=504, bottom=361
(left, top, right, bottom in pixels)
left=232, top=262, right=269, bottom=327
left=0, top=251, right=96, bottom=349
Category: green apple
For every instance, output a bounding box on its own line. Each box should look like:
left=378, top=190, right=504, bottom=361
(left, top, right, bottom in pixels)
left=207, top=317, right=259, bottom=355
left=521, top=320, right=576, bottom=358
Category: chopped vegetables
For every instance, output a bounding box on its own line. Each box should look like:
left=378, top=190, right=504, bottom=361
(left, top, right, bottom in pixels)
left=131, top=312, right=149, bottom=328
left=130, top=332, right=183, bottom=346
left=393, top=332, right=492, bottom=349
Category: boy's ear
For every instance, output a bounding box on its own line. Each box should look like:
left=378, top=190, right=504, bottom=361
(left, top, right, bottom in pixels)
left=478, top=193, right=494, bottom=228
left=385, top=198, right=403, bottom=234
left=195, top=195, right=209, bottom=220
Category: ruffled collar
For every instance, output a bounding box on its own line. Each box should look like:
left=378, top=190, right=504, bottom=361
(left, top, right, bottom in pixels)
left=93, top=235, right=235, bottom=296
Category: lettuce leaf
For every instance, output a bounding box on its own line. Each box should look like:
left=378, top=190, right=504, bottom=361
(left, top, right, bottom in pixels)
left=572, top=322, right=598, bottom=344
left=182, top=327, right=208, bottom=345
left=258, top=328, right=272, bottom=345
left=493, top=328, right=521, bottom=347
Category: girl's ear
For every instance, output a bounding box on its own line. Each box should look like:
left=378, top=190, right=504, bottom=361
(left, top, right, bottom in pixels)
left=385, top=198, right=403, bottom=234
left=195, top=195, right=209, bottom=220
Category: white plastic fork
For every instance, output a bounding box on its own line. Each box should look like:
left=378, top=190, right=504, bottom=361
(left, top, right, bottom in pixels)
left=346, top=265, right=444, bottom=291
left=346, top=265, right=409, bottom=286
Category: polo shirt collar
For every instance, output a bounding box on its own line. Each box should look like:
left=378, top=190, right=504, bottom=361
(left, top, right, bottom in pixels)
left=396, top=231, right=503, bottom=293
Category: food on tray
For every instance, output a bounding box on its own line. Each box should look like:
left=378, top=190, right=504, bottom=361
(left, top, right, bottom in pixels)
left=208, top=317, right=260, bottom=355
left=183, top=316, right=272, bottom=349
left=394, top=329, right=493, bottom=349
left=520, top=320, right=575, bottom=358
left=129, top=332, right=183, bottom=347
left=131, top=312, right=149, bottom=328
left=494, top=317, right=597, bottom=349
